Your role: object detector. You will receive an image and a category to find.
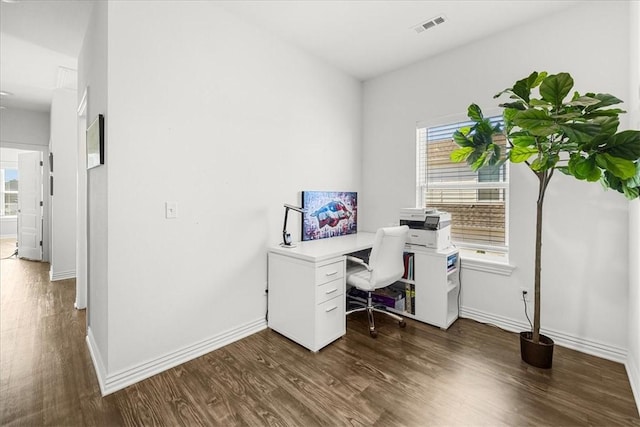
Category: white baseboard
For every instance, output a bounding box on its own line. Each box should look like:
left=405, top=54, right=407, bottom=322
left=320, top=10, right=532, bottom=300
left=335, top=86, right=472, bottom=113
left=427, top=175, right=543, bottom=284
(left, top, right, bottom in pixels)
left=627, top=354, right=640, bottom=415
left=460, top=306, right=627, bottom=363
left=87, top=318, right=267, bottom=396
left=50, top=269, right=76, bottom=281
left=86, top=327, right=108, bottom=396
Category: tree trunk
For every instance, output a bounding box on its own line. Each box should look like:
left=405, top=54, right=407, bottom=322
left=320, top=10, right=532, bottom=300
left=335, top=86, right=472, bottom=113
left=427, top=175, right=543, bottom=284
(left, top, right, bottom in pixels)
left=532, top=172, right=547, bottom=344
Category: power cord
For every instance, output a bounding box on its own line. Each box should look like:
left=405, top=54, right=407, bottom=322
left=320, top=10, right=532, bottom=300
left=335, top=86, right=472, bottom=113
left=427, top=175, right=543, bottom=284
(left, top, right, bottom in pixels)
left=522, top=290, right=533, bottom=331
left=1, top=249, right=18, bottom=260
left=457, top=256, right=462, bottom=318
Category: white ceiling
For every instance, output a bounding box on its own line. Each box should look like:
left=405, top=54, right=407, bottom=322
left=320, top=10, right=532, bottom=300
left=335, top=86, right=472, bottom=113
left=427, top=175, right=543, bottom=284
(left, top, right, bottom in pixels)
left=0, top=0, right=581, bottom=113
left=217, top=0, right=581, bottom=80
left=0, top=0, right=93, bottom=112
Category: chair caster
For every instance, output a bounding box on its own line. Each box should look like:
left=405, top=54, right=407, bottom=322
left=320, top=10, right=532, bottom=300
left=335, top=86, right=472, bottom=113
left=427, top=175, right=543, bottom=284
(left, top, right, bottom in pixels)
left=399, top=320, right=406, bottom=328
left=369, top=330, right=378, bottom=338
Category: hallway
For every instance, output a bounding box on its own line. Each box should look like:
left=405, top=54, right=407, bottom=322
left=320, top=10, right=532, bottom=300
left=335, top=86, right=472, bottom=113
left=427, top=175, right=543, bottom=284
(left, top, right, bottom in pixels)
left=0, top=243, right=115, bottom=425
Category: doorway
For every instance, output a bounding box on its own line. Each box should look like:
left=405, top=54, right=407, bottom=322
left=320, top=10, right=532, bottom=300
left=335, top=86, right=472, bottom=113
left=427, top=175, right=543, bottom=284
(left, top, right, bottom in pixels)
left=0, top=146, right=48, bottom=261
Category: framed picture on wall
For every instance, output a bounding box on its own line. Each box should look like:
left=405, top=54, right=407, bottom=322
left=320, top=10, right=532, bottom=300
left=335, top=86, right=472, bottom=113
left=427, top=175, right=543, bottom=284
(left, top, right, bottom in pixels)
left=301, top=191, right=358, bottom=241
left=87, top=114, right=104, bottom=169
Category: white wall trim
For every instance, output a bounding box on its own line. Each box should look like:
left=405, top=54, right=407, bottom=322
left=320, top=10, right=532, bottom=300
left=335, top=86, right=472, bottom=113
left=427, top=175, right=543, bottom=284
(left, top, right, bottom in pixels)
left=627, top=355, right=640, bottom=415
left=94, top=318, right=266, bottom=396
left=461, top=258, right=515, bottom=276
left=86, top=327, right=108, bottom=396
left=461, top=306, right=627, bottom=364
left=50, top=269, right=76, bottom=281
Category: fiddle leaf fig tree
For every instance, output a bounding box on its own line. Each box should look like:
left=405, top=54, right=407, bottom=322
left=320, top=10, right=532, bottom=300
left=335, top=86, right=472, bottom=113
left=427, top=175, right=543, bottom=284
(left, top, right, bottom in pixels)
left=450, top=71, right=640, bottom=344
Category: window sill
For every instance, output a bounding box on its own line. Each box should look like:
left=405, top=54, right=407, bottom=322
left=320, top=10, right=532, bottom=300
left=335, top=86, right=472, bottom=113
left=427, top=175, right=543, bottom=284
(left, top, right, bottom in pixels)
left=460, top=255, right=515, bottom=276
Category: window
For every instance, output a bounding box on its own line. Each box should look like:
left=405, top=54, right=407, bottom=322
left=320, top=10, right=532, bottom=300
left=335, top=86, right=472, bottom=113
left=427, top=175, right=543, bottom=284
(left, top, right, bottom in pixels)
left=417, top=116, right=509, bottom=261
left=1, top=168, right=18, bottom=217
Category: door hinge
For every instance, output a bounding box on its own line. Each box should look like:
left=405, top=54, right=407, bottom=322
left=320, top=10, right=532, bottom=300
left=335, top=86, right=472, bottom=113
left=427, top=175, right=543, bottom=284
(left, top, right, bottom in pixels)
left=40, top=201, right=43, bottom=207
left=40, top=241, right=43, bottom=247
left=40, top=161, right=43, bottom=166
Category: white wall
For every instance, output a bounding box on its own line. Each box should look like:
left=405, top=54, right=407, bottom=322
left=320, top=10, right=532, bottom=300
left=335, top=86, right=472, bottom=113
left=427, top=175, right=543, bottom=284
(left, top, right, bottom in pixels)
left=627, top=0, right=640, bottom=411
left=81, top=1, right=362, bottom=393
left=78, top=0, right=109, bottom=383
left=0, top=108, right=50, bottom=148
left=49, top=89, right=78, bottom=281
left=362, top=1, right=631, bottom=361
left=0, top=108, right=51, bottom=260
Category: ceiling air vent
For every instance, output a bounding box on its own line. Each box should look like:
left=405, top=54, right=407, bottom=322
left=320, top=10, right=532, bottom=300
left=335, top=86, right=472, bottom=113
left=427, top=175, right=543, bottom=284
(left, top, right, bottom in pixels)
left=413, top=15, right=446, bottom=34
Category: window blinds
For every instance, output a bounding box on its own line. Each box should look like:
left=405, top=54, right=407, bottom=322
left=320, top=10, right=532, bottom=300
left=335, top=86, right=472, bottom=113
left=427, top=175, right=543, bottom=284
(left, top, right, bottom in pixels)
left=417, top=117, right=508, bottom=251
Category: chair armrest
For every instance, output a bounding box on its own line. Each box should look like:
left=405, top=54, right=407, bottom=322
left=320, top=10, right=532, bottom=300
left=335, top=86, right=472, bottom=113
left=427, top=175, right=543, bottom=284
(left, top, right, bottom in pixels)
left=346, top=255, right=373, bottom=272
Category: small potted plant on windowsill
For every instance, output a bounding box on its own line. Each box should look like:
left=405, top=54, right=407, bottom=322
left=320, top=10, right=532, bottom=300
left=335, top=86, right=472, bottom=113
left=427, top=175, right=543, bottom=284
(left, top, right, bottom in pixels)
left=450, top=71, right=640, bottom=368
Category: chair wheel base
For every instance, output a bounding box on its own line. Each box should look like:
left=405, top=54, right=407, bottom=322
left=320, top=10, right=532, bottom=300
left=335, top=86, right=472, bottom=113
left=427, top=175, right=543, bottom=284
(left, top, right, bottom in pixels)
left=369, top=330, right=378, bottom=338
left=399, top=320, right=406, bottom=328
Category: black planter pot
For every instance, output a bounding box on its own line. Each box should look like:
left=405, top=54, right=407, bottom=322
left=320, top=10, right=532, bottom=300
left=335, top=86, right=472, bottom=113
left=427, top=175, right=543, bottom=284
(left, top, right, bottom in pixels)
left=520, top=332, right=554, bottom=369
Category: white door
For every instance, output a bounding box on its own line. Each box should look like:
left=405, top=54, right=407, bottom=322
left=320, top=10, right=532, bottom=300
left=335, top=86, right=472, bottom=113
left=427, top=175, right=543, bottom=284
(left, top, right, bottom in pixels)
left=17, top=152, right=43, bottom=261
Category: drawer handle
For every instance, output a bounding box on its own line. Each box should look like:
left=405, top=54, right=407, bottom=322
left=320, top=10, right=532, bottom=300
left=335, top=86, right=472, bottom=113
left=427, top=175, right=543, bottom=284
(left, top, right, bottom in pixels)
left=325, top=270, right=338, bottom=277
left=325, top=288, right=338, bottom=295
left=325, top=305, right=338, bottom=313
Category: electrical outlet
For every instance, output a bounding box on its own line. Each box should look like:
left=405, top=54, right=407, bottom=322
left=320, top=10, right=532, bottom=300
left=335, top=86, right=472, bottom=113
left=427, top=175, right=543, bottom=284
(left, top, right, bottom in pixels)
left=165, top=201, right=178, bottom=219
left=520, top=287, right=532, bottom=302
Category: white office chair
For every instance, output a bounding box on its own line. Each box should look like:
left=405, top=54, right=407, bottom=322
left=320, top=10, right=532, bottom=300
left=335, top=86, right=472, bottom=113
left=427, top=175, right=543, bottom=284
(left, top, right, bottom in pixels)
left=346, top=225, right=409, bottom=338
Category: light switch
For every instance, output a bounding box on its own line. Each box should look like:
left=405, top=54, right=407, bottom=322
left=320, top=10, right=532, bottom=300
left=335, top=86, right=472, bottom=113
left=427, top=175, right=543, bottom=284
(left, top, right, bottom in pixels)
left=165, top=202, right=178, bottom=219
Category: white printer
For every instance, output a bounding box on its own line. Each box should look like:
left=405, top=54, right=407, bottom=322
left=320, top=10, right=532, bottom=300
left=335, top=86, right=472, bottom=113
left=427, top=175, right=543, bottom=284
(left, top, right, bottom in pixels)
left=400, top=208, right=452, bottom=250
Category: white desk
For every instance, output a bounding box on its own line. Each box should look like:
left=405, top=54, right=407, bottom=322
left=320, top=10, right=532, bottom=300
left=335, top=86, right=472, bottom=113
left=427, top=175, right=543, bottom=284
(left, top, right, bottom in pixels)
left=267, top=232, right=376, bottom=351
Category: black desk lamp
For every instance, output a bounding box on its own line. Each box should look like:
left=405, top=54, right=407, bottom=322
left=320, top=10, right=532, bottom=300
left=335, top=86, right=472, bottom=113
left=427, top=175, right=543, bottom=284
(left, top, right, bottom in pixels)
left=281, top=203, right=305, bottom=247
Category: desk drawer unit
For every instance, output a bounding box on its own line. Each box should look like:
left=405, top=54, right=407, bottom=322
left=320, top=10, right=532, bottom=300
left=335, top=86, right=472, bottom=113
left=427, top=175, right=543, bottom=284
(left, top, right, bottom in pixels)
left=315, top=261, right=344, bottom=285
left=316, top=279, right=343, bottom=304
left=268, top=253, right=346, bottom=352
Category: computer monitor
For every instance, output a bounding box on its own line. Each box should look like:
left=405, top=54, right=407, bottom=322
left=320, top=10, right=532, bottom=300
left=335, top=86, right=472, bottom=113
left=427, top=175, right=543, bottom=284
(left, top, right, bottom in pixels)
left=301, top=191, right=357, bottom=241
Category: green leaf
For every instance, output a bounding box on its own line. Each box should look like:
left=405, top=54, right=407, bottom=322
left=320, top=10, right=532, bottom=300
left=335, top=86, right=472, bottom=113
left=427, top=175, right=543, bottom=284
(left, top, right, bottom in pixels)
left=603, top=130, right=640, bottom=160
left=488, top=143, right=501, bottom=166
left=468, top=104, right=483, bottom=122
left=583, top=108, right=626, bottom=118
left=540, top=73, right=574, bottom=109
left=529, top=99, right=552, bottom=108
left=582, top=134, right=609, bottom=152
left=622, top=184, right=640, bottom=200
left=512, top=109, right=559, bottom=137
left=586, top=167, right=602, bottom=182
left=499, top=102, right=526, bottom=110
left=567, top=154, right=583, bottom=175
left=530, top=154, right=548, bottom=171
left=453, top=130, right=474, bottom=147
left=510, top=135, right=536, bottom=147
left=450, top=147, right=475, bottom=163
left=551, top=112, right=582, bottom=121
left=586, top=93, right=624, bottom=111
left=471, top=151, right=488, bottom=171
left=559, top=123, right=601, bottom=143
left=594, top=116, right=619, bottom=136
left=532, top=71, right=548, bottom=88
left=573, top=156, right=600, bottom=181
left=626, top=162, right=640, bottom=189
left=509, top=146, right=538, bottom=163
left=595, top=152, right=637, bottom=179
left=511, top=73, right=536, bottom=103
left=568, top=96, right=601, bottom=107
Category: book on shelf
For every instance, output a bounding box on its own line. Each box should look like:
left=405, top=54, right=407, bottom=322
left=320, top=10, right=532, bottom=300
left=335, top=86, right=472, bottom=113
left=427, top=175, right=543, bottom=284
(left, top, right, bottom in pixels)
left=446, top=252, right=458, bottom=272
left=398, top=282, right=415, bottom=315
left=402, top=252, right=414, bottom=280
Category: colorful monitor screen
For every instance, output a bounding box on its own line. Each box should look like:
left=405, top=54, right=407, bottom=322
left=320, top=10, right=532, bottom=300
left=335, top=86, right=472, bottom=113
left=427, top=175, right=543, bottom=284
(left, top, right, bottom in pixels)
left=301, top=191, right=357, bottom=241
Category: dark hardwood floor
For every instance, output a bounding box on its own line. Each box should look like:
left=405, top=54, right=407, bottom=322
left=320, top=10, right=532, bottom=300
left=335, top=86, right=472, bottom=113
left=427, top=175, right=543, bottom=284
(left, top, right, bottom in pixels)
left=1, top=245, right=639, bottom=426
